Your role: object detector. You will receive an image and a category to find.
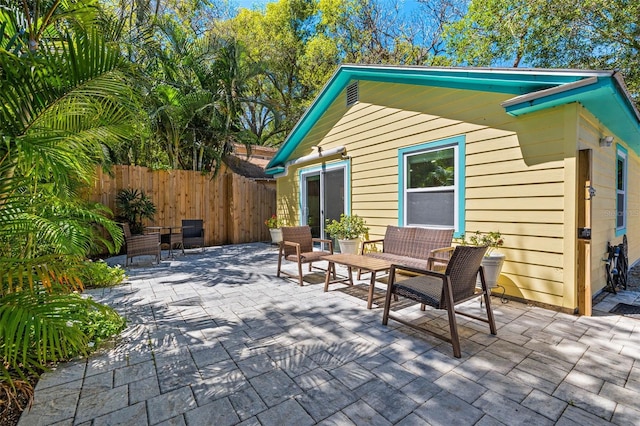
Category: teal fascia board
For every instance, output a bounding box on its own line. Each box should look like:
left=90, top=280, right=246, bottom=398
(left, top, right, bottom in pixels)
left=266, top=66, right=640, bottom=173
left=504, top=78, right=640, bottom=154
left=265, top=166, right=285, bottom=175
left=266, top=71, right=353, bottom=174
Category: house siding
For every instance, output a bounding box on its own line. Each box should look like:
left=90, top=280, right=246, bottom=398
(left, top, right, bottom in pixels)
left=276, top=80, right=638, bottom=309
left=578, top=105, right=640, bottom=295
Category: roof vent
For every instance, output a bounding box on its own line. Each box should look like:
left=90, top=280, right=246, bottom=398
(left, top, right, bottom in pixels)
left=346, top=81, right=359, bottom=107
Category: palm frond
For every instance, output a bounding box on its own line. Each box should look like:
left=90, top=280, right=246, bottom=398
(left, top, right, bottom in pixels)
left=0, top=290, right=110, bottom=379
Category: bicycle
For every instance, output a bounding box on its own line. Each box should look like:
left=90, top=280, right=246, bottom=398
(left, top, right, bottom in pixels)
left=617, top=234, right=628, bottom=290
left=603, top=236, right=629, bottom=293
left=604, top=242, right=621, bottom=294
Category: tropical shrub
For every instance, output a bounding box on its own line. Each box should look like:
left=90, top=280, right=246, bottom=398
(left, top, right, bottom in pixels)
left=0, top=291, right=126, bottom=381
left=0, top=0, right=137, bottom=397
left=115, top=189, right=157, bottom=235
left=78, top=260, right=126, bottom=289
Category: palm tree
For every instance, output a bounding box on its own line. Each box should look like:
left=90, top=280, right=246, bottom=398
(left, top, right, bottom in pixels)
left=0, top=0, right=138, bottom=383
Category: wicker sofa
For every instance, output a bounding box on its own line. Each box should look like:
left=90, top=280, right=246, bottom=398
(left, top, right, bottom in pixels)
left=361, top=226, right=455, bottom=271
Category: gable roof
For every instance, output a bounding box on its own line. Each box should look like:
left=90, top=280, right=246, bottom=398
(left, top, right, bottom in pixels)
left=266, top=65, right=640, bottom=174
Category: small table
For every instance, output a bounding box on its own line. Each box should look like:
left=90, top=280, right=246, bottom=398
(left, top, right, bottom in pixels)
left=145, top=226, right=191, bottom=258
left=323, top=254, right=392, bottom=309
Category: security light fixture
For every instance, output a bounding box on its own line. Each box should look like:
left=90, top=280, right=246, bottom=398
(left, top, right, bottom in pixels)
left=599, top=136, right=614, bottom=147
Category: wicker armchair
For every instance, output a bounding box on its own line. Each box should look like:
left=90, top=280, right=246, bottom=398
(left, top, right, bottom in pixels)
left=121, top=223, right=160, bottom=266
left=276, top=225, right=334, bottom=286
left=182, top=219, right=205, bottom=251
left=382, top=245, right=497, bottom=358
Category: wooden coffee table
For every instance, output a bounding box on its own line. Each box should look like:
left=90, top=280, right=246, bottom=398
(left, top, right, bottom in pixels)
left=323, top=254, right=392, bottom=309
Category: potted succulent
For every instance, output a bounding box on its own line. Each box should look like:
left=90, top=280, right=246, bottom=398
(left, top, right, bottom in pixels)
left=265, top=214, right=283, bottom=244
left=456, top=231, right=505, bottom=289
left=324, top=214, right=369, bottom=254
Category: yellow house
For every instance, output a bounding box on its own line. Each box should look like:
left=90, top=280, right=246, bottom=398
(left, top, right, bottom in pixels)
left=265, top=65, right=640, bottom=315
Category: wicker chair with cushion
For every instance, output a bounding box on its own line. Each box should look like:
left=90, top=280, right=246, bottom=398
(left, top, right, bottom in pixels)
left=121, top=223, right=161, bottom=266
left=382, top=245, right=497, bottom=358
left=182, top=219, right=205, bottom=251
left=276, top=225, right=335, bottom=286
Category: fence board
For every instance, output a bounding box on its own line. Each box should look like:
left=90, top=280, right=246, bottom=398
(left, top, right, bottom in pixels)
left=88, top=165, right=276, bottom=246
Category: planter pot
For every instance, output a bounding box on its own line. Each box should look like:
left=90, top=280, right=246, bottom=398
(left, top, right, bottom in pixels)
left=479, top=253, right=506, bottom=289
left=269, top=228, right=283, bottom=244
left=337, top=238, right=361, bottom=254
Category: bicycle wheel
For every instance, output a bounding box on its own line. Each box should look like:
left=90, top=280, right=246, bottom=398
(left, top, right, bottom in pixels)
left=604, top=243, right=617, bottom=294
left=617, top=240, right=628, bottom=290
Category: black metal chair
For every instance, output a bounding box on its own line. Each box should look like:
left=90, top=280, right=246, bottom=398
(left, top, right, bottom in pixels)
left=182, top=219, right=205, bottom=251
left=382, top=245, right=497, bottom=358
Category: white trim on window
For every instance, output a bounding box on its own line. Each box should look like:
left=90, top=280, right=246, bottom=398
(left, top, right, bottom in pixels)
left=616, top=144, right=627, bottom=236
left=397, top=135, right=466, bottom=236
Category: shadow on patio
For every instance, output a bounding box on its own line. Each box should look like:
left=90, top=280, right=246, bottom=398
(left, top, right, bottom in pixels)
left=19, top=243, right=640, bottom=426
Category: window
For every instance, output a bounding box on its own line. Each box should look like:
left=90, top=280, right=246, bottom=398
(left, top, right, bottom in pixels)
left=398, top=136, right=465, bottom=235
left=616, top=145, right=627, bottom=235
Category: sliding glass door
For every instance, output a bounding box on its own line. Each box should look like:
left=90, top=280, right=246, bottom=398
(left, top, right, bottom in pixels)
left=301, top=163, right=347, bottom=240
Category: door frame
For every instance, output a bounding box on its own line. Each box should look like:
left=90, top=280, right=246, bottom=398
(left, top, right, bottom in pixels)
left=299, top=160, right=351, bottom=240
left=577, top=149, right=592, bottom=316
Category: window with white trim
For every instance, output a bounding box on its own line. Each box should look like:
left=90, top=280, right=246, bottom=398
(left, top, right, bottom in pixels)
left=402, top=144, right=458, bottom=229
left=616, top=145, right=627, bottom=232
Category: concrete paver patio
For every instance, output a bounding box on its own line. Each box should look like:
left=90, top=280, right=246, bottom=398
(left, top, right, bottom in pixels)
left=18, top=243, right=640, bottom=425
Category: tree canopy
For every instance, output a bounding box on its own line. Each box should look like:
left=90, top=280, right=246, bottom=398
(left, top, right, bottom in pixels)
left=3, top=0, right=639, bottom=172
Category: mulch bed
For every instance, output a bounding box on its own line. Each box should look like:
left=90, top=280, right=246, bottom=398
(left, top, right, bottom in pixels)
left=0, top=378, right=35, bottom=426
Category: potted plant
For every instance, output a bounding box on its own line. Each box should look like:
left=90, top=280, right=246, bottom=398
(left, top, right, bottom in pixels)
left=456, top=231, right=505, bottom=289
left=265, top=214, right=282, bottom=244
left=324, top=214, right=369, bottom=254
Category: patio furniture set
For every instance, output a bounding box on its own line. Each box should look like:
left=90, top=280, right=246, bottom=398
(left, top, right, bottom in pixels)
left=276, top=225, right=497, bottom=358
left=120, top=219, right=205, bottom=266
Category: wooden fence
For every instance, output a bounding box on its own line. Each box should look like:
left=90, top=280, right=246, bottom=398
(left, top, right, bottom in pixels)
left=88, top=165, right=276, bottom=245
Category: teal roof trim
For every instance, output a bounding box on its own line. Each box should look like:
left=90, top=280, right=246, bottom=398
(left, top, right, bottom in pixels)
left=505, top=78, right=640, bottom=153
left=266, top=66, right=640, bottom=174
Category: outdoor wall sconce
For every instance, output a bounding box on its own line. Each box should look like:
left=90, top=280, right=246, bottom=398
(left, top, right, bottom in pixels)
left=599, top=136, right=614, bottom=147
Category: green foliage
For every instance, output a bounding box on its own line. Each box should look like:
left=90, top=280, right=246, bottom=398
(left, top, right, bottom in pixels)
left=75, top=301, right=127, bottom=349
left=0, top=0, right=132, bottom=393
left=0, top=290, right=125, bottom=382
left=325, top=214, right=370, bottom=240
left=264, top=215, right=282, bottom=229
left=443, top=0, right=640, bottom=101
left=78, top=260, right=126, bottom=288
left=115, top=189, right=157, bottom=234
left=444, top=0, right=581, bottom=67
left=455, top=231, right=505, bottom=256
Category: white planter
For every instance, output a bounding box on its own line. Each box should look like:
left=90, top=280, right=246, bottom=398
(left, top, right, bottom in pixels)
left=337, top=238, right=361, bottom=254
left=479, top=253, right=505, bottom=289
left=269, top=228, right=283, bottom=244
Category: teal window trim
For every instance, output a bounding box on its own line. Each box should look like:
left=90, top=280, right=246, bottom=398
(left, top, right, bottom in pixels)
left=298, top=160, right=351, bottom=225
left=397, top=135, right=466, bottom=237
left=615, top=144, right=628, bottom=237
